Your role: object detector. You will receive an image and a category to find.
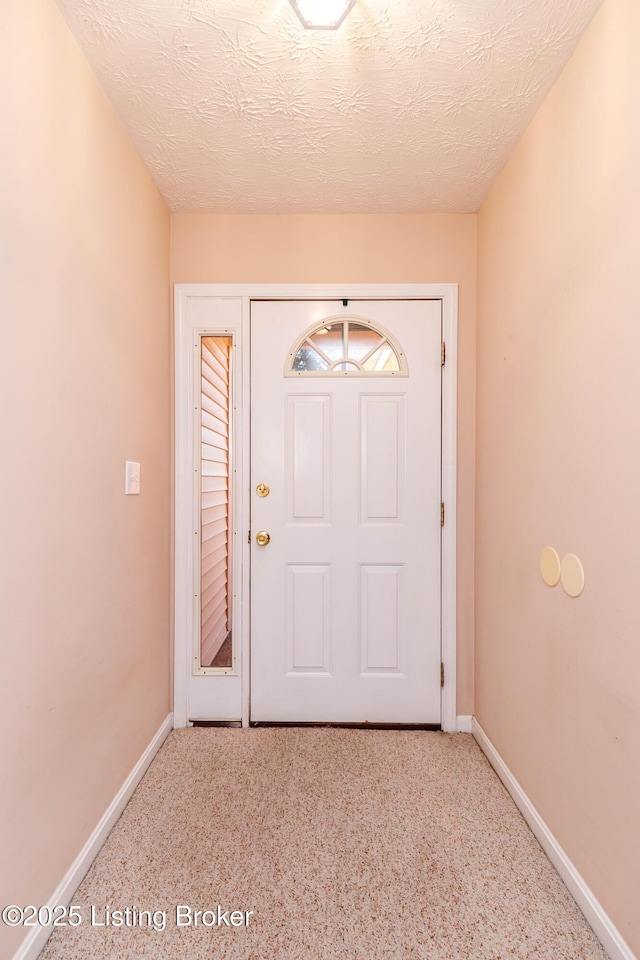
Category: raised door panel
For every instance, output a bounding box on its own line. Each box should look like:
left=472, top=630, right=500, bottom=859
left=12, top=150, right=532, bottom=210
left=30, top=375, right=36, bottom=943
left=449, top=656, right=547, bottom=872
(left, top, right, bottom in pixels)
left=360, top=394, right=406, bottom=525
left=285, top=394, right=332, bottom=525
left=359, top=564, right=405, bottom=675
left=285, top=564, right=331, bottom=676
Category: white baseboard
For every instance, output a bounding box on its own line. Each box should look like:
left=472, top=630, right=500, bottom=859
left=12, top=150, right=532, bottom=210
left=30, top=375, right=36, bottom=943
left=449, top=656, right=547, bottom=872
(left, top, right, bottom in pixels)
left=472, top=718, right=636, bottom=960
left=455, top=715, right=473, bottom=733
left=12, top=713, right=173, bottom=960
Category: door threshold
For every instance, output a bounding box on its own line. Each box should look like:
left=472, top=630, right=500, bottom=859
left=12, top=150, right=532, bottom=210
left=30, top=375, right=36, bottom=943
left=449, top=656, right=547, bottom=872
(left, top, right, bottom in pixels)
left=250, top=721, right=441, bottom=731
left=191, top=720, right=242, bottom=727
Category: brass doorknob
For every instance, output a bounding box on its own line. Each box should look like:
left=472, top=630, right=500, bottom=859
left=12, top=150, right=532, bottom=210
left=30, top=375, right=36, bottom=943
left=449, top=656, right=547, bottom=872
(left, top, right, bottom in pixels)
left=255, top=530, right=271, bottom=546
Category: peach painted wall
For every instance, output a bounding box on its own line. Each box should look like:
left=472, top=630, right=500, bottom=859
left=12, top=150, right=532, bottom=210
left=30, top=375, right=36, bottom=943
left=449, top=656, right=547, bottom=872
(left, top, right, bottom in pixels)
left=0, top=0, right=171, bottom=956
left=172, top=212, right=477, bottom=714
left=476, top=0, right=640, bottom=951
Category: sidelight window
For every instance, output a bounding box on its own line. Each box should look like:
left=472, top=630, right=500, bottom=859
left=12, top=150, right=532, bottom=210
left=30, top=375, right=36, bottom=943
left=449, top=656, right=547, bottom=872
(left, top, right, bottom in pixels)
left=200, top=336, right=233, bottom=671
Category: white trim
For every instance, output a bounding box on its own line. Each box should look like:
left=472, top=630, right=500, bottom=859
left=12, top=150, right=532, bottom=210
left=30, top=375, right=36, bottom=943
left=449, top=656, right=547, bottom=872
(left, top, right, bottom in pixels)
left=173, top=286, right=191, bottom=728
left=472, top=719, right=636, bottom=960
left=11, top=714, right=173, bottom=960
left=240, top=298, right=251, bottom=727
left=174, top=284, right=458, bottom=731
left=176, top=283, right=458, bottom=301
left=456, top=714, right=473, bottom=733
left=440, top=287, right=457, bottom=733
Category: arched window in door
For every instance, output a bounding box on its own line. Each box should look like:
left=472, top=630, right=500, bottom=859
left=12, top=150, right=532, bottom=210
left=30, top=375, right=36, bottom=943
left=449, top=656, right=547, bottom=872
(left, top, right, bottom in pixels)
left=286, top=318, right=408, bottom=376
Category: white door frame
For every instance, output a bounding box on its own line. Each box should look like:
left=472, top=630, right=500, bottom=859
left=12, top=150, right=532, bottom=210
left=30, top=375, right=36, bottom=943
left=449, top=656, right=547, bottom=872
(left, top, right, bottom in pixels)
left=174, top=284, right=458, bottom=732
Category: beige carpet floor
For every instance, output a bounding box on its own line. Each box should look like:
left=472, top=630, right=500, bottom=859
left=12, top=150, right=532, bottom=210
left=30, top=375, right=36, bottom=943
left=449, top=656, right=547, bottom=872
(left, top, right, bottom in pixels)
left=40, top=729, right=607, bottom=959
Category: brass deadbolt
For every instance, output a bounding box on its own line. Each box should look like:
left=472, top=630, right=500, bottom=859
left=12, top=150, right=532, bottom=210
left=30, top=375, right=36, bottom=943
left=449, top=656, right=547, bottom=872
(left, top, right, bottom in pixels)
left=256, top=483, right=270, bottom=498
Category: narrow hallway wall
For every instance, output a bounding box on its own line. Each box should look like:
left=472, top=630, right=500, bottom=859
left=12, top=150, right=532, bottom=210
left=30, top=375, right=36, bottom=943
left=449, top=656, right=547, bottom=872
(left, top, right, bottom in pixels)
left=476, top=0, right=640, bottom=951
left=0, top=1, right=171, bottom=956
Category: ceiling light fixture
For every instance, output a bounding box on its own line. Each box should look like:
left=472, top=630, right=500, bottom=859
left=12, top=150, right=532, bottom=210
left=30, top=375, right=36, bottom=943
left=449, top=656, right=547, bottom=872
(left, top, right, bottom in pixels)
left=289, top=0, right=356, bottom=30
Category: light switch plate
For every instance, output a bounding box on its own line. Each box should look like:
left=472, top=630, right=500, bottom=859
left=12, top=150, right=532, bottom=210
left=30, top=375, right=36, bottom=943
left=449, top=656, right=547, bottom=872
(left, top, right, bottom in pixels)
left=125, top=461, right=141, bottom=495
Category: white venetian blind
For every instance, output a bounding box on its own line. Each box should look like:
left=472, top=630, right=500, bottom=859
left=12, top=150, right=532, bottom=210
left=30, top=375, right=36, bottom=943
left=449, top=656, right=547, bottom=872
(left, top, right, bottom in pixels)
left=200, top=336, right=232, bottom=668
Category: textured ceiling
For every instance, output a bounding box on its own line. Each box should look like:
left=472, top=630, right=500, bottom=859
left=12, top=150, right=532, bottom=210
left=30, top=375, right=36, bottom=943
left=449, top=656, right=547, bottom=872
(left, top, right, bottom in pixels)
left=55, top=0, right=603, bottom=212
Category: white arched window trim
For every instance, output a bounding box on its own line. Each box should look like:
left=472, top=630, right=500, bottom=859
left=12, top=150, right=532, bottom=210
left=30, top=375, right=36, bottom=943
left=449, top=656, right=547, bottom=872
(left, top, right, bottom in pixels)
left=285, top=315, right=408, bottom=377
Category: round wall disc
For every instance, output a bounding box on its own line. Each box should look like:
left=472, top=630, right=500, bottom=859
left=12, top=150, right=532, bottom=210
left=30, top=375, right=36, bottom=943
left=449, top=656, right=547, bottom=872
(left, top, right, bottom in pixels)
left=561, top=553, right=584, bottom=598
left=540, top=546, right=561, bottom=587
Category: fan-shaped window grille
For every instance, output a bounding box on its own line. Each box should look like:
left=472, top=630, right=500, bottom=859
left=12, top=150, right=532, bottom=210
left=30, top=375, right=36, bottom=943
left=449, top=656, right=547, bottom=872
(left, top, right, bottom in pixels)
left=286, top=319, right=407, bottom=377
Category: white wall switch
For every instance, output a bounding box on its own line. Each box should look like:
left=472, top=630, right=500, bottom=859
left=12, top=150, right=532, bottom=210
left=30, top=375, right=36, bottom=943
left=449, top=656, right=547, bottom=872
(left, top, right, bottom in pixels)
left=125, top=460, right=141, bottom=495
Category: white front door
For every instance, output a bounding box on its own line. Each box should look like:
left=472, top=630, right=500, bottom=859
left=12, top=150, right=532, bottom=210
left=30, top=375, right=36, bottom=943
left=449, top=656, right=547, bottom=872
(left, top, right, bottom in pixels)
left=250, top=299, right=442, bottom=724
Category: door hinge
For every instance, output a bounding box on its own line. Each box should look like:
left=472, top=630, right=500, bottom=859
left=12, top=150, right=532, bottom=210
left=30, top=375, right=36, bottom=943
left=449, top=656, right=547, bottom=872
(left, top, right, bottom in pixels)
left=441, top=341, right=446, bottom=365
left=441, top=502, right=445, bottom=526
left=247, top=530, right=251, bottom=544
left=440, top=662, right=445, bottom=687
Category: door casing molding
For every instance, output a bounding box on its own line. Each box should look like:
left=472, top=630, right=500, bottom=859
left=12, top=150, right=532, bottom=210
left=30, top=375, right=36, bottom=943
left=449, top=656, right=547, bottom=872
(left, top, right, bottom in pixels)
left=174, top=284, right=458, bottom=732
